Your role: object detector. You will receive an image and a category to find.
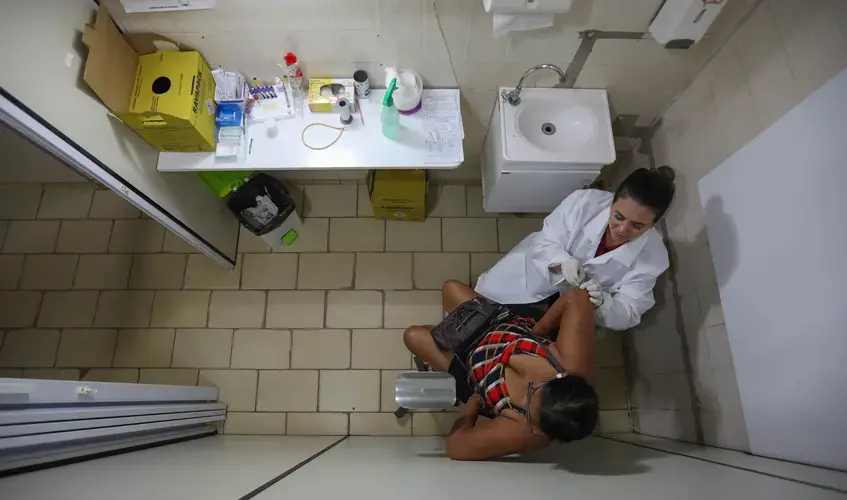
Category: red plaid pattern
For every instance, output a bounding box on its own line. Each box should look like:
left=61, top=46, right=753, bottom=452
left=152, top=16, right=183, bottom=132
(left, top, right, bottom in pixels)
left=467, top=317, right=551, bottom=416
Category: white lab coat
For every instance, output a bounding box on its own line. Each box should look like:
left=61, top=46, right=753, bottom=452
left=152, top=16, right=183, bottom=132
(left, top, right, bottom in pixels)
left=475, top=189, right=669, bottom=331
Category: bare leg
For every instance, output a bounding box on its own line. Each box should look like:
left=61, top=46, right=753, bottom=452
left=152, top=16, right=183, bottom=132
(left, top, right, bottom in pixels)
left=403, top=280, right=479, bottom=372
left=441, top=280, right=478, bottom=313
left=403, top=325, right=453, bottom=372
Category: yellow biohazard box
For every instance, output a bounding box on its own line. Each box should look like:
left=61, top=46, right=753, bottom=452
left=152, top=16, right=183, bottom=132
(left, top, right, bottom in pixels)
left=81, top=5, right=216, bottom=152
left=124, top=51, right=216, bottom=152
left=368, top=170, right=428, bottom=222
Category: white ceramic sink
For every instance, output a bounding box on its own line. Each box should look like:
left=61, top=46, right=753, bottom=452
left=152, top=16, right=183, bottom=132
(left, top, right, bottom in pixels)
left=499, top=87, right=615, bottom=166
left=481, top=87, right=616, bottom=213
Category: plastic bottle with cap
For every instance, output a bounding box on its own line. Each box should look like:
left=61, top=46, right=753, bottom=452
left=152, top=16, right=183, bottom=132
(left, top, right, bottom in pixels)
left=284, top=52, right=303, bottom=92
left=381, top=78, right=400, bottom=140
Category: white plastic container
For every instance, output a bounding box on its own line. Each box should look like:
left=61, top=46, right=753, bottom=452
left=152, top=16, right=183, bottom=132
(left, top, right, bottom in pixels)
left=384, top=67, right=423, bottom=114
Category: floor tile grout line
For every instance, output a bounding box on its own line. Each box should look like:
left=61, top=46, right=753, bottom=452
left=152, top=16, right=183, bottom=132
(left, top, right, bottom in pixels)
left=109, top=328, right=120, bottom=368
left=322, top=290, right=328, bottom=329
left=51, top=325, right=63, bottom=368
left=238, top=436, right=349, bottom=500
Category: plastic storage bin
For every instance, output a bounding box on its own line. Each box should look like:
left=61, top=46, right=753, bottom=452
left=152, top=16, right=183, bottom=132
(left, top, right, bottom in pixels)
left=226, top=174, right=302, bottom=250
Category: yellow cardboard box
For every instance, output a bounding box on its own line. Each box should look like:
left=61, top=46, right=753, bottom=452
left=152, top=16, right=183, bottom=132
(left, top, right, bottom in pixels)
left=81, top=6, right=216, bottom=152
left=126, top=51, right=216, bottom=152
left=307, top=78, right=356, bottom=113
left=368, top=170, right=428, bottom=222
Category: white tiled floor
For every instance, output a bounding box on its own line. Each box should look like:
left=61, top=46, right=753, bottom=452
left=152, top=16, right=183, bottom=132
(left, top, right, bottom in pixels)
left=0, top=436, right=341, bottom=500
left=254, top=437, right=846, bottom=500
left=3, top=435, right=843, bottom=499
left=0, top=182, right=631, bottom=436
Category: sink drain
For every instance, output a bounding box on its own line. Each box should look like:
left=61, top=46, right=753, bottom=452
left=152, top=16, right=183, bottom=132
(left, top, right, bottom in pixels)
left=541, top=123, right=556, bottom=136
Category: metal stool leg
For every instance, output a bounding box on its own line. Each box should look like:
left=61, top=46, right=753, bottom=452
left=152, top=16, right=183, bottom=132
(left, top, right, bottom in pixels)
left=413, top=356, right=429, bottom=372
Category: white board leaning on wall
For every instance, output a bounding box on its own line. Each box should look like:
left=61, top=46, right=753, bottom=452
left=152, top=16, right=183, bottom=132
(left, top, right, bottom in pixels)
left=698, top=68, right=847, bottom=471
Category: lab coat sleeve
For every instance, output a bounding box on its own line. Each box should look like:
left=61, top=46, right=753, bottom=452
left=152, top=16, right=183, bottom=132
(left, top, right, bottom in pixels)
left=529, top=190, right=585, bottom=286
left=595, top=272, right=658, bottom=331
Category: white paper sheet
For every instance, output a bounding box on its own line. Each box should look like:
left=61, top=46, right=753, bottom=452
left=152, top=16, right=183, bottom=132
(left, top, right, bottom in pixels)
left=422, top=92, right=464, bottom=163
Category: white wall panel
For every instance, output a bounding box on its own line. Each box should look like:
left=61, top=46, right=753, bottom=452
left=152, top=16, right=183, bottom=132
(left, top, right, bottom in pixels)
left=699, top=68, right=847, bottom=470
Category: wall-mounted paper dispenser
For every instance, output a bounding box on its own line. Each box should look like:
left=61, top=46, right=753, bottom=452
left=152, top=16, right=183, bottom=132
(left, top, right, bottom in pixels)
left=649, top=0, right=728, bottom=49
left=482, top=0, right=572, bottom=15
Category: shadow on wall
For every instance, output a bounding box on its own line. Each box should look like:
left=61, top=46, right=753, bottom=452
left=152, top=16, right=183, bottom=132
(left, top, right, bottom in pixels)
left=701, top=197, right=738, bottom=289
left=679, top=195, right=739, bottom=445
left=626, top=193, right=740, bottom=445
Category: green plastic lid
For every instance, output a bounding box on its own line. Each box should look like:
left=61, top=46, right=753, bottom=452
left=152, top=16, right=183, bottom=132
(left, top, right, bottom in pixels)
left=197, top=171, right=253, bottom=198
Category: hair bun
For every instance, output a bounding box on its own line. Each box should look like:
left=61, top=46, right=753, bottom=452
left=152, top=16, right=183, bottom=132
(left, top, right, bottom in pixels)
left=656, top=165, right=675, bottom=182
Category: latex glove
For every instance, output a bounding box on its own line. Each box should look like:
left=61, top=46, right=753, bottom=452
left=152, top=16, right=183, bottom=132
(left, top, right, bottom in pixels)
left=580, top=278, right=604, bottom=308
left=555, top=258, right=585, bottom=287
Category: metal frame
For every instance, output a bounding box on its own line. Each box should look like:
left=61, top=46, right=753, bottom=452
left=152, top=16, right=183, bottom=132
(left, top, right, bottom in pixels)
left=0, top=378, right=218, bottom=404
left=1, top=425, right=215, bottom=474
left=0, top=403, right=224, bottom=425
left=2, top=416, right=224, bottom=450
left=0, top=409, right=226, bottom=438
left=0, top=378, right=225, bottom=473
left=0, top=90, right=235, bottom=268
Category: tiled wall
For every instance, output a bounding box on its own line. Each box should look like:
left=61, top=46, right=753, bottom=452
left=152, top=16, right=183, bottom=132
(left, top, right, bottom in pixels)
left=626, top=0, right=847, bottom=451
left=101, top=0, right=755, bottom=181
left=0, top=179, right=631, bottom=436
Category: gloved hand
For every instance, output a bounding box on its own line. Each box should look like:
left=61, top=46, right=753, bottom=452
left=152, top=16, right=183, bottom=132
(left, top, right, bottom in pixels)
left=580, top=278, right=604, bottom=308
left=559, top=258, right=585, bottom=287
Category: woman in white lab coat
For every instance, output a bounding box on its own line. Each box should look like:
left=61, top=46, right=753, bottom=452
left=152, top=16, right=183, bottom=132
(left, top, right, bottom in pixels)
left=475, top=166, right=675, bottom=331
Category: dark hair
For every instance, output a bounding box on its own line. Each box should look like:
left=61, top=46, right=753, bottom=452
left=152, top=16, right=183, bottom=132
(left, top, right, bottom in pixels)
left=537, top=375, right=599, bottom=443
left=614, top=166, right=676, bottom=221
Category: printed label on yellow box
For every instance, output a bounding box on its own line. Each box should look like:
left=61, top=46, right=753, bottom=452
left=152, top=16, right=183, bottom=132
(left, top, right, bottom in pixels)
left=118, top=51, right=217, bottom=152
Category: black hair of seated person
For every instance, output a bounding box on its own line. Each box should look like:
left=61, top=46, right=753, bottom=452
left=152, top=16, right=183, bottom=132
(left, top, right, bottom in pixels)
left=538, top=374, right=599, bottom=443
left=614, top=165, right=677, bottom=221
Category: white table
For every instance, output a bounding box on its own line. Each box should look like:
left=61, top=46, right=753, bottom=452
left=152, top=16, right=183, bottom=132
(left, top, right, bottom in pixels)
left=157, top=89, right=464, bottom=172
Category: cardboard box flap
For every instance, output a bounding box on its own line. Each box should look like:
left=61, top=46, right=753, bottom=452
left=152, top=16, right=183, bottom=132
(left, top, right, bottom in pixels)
left=82, top=5, right=137, bottom=113
left=124, top=33, right=195, bottom=56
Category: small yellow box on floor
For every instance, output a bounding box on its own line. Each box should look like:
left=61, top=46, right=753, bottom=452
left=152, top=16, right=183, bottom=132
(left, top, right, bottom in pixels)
left=368, top=170, right=428, bottom=221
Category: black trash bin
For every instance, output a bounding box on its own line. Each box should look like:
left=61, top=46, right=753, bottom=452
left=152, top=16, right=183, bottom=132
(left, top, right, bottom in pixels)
left=226, top=174, right=301, bottom=248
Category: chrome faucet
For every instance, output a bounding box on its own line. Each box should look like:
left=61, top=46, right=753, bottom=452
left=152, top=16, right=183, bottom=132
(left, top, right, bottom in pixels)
left=503, top=64, right=567, bottom=106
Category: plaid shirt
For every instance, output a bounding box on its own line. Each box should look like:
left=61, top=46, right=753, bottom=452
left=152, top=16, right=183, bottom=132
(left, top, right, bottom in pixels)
left=467, top=317, right=553, bottom=416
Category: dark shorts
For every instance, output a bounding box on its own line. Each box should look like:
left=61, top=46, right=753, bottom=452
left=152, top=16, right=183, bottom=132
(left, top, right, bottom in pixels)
left=430, top=295, right=504, bottom=404
left=429, top=295, right=504, bottom=355
left=449, top=357, right=475, bottom=404
left=431, top=293, right=559, bottom=353
left=431, top=295, right=549, bottom=404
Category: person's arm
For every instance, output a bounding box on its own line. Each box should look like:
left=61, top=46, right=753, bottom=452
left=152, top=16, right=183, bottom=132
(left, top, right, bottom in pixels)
left=528, top=191, right=585, bottom=286
left=532, top=296, right=566, bottom=336
left=594, top=237, right=670, bottom=331
left=445, top=396, right=549, bottom=461
left=554, top=289, right=596, bottom=381
left=592, top=238, right=670, bottom=330
left=594, top=273, right=658, bottom=331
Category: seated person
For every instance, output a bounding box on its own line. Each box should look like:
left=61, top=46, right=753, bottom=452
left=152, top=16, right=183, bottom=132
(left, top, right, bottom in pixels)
left=403, top=280, right=598, bottom=461
left=475, top=167, right=676, bottom=330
